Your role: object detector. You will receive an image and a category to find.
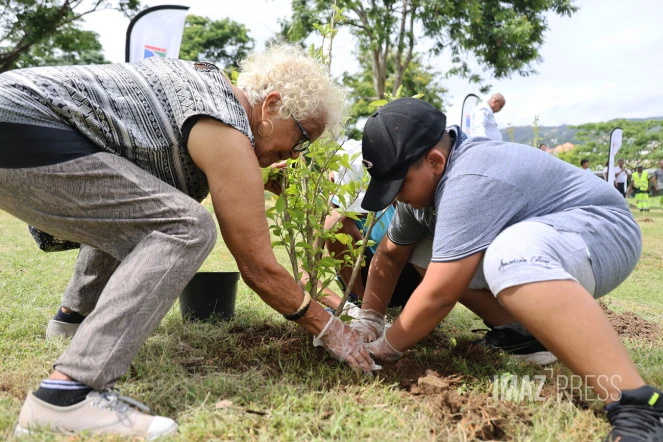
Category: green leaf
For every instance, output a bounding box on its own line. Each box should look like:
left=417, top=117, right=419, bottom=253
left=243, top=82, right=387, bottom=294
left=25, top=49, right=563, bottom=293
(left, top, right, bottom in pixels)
left=261, top=168, right=270, bottom=184
left=275, top=195, right=285, bottom=213
left=395, top=84, right=403, bottom=98
left=368, top=99, right=388, bottom=109
left=334, top=233, right=353, bottom=245
left=339, top=314, right=353, bottom=323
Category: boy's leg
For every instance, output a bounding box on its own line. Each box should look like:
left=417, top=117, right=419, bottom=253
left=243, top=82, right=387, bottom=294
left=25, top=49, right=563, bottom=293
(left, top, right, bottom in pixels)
left=496, top=281, right=663, bottom=442
left=483, top=220, right=649, bottom=402
left=497, top=280, right=643, bottom=400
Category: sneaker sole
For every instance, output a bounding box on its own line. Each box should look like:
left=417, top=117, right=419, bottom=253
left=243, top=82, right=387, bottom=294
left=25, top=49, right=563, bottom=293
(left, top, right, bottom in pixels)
left=511, top=351, right=558, bottom=366
left=14, top=425, right=29, bottom=437
left=46, top=320, right=81, bottom=339
left=15, top=424, right=178, bottom=440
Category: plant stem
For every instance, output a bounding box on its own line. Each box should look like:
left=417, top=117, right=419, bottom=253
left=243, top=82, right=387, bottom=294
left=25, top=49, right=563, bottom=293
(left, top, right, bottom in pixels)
left=334, top=209, right=387, bottom=317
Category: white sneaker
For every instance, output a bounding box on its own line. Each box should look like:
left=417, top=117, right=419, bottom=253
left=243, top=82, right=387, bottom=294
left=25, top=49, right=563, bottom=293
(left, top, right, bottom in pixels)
left=15, top=390, right=177, bottom=440
left=45, top=320, right=81, bottom=339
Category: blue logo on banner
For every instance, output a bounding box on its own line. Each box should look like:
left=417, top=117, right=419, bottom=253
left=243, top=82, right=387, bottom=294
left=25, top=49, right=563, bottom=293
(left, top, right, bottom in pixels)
left=144, top=45, right=167, bottom=59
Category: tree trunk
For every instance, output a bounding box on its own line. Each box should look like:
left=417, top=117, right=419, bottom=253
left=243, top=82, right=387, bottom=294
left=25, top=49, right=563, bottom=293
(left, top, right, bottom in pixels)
left=393, top=0, right=415, bottom=96
left=371, top=48, right=386, bottom=99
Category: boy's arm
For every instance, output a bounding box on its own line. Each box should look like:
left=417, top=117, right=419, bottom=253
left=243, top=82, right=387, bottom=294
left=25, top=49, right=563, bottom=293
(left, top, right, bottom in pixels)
left=361, top=237, right=415, bottom=315
left=384, top=253, right=484, bottom=352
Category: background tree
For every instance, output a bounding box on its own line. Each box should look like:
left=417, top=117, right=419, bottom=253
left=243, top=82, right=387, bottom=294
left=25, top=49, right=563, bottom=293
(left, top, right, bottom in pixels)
left=341, top=50, right=447, bottom=138
left=0, top=0, right=140, bottom=73
left=557, top=119, right=663, bottom=170
left=14, top=25, right=108, bottom=68
left=179, top=15, right=254, bottom=70
left=281, top=0, right=577, bottom=99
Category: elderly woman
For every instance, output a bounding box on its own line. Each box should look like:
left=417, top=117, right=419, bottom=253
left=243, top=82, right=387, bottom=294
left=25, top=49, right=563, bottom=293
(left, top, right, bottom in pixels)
left=0, top=44, right=373, bottom=439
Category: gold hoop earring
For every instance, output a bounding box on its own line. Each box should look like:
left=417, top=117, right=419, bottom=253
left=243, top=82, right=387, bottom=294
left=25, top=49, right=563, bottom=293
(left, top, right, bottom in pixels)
left=257, top=119, right=274, bottom=138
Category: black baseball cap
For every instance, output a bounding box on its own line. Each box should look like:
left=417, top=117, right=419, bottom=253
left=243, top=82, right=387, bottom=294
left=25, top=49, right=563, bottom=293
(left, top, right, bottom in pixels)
left=361, top=98, right=447, bottom=211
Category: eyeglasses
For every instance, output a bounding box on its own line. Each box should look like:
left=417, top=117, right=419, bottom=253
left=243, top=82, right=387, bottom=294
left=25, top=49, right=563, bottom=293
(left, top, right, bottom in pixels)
left=291, top=114, right=311, bottom=153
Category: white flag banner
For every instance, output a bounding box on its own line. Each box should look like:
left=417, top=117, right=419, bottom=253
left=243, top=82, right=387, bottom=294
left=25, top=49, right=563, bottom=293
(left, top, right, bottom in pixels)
left=460, top=93, right=479, bottom=136
left=607, top=128, right=623, bottom=187
left=125, top=5, right=189, bottom=63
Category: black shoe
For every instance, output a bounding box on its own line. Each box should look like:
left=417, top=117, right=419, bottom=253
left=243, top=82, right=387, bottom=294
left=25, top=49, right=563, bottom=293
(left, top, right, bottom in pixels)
left=476, top=327, right=558, bottom=365
left=45, top=307, right=85, bottom=339
left=605, top=385, right=663, bottom=442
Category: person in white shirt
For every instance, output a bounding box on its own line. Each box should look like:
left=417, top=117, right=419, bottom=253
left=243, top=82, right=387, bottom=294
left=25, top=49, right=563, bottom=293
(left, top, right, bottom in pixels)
left=615, top=158, right=628, bottom=197
left=470, top=93, right=505, bottom=140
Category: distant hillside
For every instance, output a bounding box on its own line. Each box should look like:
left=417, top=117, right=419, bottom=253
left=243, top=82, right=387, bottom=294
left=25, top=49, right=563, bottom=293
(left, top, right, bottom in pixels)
left=499, top=116, right=663, bottom=147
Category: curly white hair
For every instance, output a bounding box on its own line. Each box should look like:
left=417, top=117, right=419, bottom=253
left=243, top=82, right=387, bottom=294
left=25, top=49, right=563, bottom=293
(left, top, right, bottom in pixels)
left=237, top=43, right=345, bottom=136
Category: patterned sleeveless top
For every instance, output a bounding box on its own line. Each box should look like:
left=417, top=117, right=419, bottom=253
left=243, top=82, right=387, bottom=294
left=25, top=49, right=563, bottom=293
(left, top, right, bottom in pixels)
left=0, top=58, right=254, bottom=202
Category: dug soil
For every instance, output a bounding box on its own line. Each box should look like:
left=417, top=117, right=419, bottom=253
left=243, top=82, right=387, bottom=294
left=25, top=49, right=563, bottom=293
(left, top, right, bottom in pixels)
left=599, top=301, right=662, bottom=343
left=379, top=341, right=533, bottom=441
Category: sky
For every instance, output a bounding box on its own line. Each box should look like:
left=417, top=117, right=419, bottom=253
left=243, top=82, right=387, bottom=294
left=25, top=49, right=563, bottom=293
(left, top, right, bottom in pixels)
left=82, top=0, right=663, bottom=128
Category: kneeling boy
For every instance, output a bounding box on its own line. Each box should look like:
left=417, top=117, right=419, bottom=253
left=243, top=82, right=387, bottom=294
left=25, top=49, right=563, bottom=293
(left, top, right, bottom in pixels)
left=356, top=98, right=662, bottom=442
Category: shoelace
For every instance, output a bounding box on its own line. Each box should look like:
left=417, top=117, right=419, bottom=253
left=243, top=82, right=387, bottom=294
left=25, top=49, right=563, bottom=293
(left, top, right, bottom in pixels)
left=92, top=388, right=152, bottom=416
left=607, top=404, right=663, bottom=437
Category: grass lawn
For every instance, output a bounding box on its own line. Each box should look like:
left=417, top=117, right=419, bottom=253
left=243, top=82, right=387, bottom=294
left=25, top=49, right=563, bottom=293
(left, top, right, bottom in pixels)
left=0, top=198, right=662, bottom=441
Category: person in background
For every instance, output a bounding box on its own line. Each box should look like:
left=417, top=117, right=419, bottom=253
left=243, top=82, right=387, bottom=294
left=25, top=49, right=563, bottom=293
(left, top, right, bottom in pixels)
left=615, top=158, right=628, bottom=198
left=580, top=158, right=590, bottom=170
left=470, top=93, right=505, bottom=141
left=603, top=160, right=609, bottom=181
left=629, top=164, right=652, bottom=212
left=539, top=143, right=547, bottom=151
left=653, top=160, right=663, bottom=207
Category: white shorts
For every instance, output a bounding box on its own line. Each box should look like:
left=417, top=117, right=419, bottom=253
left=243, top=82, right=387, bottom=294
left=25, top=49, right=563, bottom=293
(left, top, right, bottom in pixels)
left=408, top=222, right=597, bottom=297
left=408, top=235, right=504, bottom=291
left=482, top=221, right=596, bottom=297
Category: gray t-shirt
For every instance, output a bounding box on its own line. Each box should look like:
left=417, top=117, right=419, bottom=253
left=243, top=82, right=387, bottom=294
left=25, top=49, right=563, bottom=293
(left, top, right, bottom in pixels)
left=390, top=132, right=641, bottom=297
left=654, top=169, right=663, bottom=188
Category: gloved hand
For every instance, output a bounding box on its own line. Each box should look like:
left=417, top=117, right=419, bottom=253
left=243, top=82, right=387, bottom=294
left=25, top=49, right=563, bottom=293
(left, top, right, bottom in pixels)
left=365, top=332, right=404, bottom=363
left=313, top=314, right=380, bottom=373
left=350, top=309, right=385, bottom=343
left=339, top=302, right=361, bottom=320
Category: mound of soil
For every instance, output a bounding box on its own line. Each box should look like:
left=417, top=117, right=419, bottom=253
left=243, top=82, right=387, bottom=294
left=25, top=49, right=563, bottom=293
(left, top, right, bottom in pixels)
left=383, top=363, right=532, bottom=440
left=637, top=218, right=655, bottom=223
left=600, top=302, right=662, bottom=343
left=380, top=357, right=532, bottom=440
left=428, top=389, right=532, bottom=440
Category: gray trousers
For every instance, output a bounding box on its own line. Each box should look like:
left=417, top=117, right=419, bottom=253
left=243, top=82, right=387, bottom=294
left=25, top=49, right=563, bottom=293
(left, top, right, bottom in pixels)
left=0, top=152, right=216, bottom=390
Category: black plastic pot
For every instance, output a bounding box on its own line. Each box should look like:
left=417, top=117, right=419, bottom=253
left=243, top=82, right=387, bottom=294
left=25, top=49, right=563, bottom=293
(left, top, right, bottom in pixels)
left=179, top=272, right=240, bottom=322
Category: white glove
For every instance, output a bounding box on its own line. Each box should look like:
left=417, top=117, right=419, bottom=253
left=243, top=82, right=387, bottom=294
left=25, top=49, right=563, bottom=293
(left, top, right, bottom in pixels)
left=350, top=309, right=385, bottom=343
left=313, top=314, right=380, bottom=373
left=339, top=302, right=361, bottom=320
left=365, top=332, right=404, bottom=363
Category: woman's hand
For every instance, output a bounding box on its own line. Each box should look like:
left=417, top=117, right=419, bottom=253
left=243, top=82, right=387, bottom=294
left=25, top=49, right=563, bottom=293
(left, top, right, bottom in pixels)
left=313, top=314, right=379, bottom=374
left=262, top=160, right=288, bottom=195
